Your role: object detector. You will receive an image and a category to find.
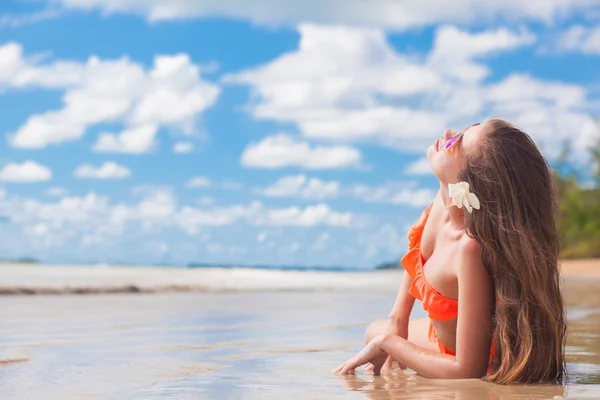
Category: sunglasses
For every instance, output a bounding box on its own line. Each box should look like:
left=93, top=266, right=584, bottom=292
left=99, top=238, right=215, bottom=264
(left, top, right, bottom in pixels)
left=443, top=123, right=479, bottom=152
left=443, top=131, right=463, bottom=152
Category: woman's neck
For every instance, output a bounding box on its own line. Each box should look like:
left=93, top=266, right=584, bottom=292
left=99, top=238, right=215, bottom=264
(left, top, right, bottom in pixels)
left=440, top=183, right=466, bottom=230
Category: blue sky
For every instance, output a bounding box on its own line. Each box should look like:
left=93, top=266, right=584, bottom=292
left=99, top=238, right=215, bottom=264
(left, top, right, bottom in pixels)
left=0, top=0, right=599, bottom=268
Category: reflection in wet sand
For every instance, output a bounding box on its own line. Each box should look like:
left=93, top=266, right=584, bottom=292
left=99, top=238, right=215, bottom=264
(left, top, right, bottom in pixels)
left=340, top=371, right=566, bottom=399
left=0, top=278, right=599, bottom=398
left=0, top=348, right=31, bottom=366
left=159, top=362, right=231, bottom=378
left=565, top=279, right=600, bottom=388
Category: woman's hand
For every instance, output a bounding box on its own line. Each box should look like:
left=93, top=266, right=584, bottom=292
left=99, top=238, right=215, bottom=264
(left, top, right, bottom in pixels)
left=333, top=335, right=387, bottom=375
left=384, top=318, right=408, bottom=370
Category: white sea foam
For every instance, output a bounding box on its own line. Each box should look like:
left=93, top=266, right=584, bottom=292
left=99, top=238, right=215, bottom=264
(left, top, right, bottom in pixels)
left=0, top=263, right=400, bottom=294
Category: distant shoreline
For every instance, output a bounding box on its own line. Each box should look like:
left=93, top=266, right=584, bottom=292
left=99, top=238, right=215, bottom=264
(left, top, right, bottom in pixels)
left=0, top=262, right=401, bottom=295
left=0, top=260, right=392, bottom=272
left=0, top=259, right=597, bottom=295
left=1, top=258, right=597, bottom=274
left=559, top=258, right=600, bottom=278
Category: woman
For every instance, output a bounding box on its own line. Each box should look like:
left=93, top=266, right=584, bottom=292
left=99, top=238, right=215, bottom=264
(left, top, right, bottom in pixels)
left=333, top=118, right=567, bottom=384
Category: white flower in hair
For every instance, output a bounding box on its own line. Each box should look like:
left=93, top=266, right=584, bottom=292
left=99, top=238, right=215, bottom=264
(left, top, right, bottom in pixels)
left=448, top=181, right=480, bottom=213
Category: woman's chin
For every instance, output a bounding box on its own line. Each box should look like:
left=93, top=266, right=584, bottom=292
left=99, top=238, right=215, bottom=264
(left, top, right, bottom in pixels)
left=428, top=161, right=444, bottom=180
left=426, top=145, right=435, bottom=159
left=426, top=146, right=439, bottom=162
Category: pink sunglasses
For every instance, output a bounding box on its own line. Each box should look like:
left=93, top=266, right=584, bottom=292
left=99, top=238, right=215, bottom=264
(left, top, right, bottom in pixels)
left=443, top=123, right=479, bottom=152
left=443, top=131, right=463, bottom=151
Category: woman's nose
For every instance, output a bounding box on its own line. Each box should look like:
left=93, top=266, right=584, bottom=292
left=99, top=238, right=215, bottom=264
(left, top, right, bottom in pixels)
left=443, top=129, right=456, bottom=140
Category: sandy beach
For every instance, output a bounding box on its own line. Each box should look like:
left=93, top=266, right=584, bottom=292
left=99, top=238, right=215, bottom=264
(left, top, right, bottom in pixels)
left=0, top=261, right=599, bottom=399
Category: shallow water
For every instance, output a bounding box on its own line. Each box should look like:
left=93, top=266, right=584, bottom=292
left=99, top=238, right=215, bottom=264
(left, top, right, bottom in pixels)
left=0, top=278, right=599, bottom=399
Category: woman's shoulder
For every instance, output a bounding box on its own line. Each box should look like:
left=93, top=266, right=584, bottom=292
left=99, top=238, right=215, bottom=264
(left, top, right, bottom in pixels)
left=456, top=234, right=485, bottom=276
left=459, top=233, right=480, bottom=252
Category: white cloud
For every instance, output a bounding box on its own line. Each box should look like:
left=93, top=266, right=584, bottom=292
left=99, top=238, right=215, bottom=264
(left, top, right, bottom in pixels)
left=49, top=0, right=598, bottom=29
left=351, top=182, right=436, bottom=207
left=258, top=174, right=340, bottom=199
left=297, top=108, right=448, bottom=145
left=14, top=193, right=111, bottom=228
left=431, top=26, right=536, bottom=61
left=5, top=189, right=175, bottom=242
left=3, top=188, right=357, bottom=244
left=227, top=24, right=594, bottom=157
left=557, top=25, right=600, bottom=55
left=429, top=26, right=536, bottom=82
left=176, top=201, right=355, bottom=233
left=258, top=175, right=436, bottom=207
left=173, top=203, right=259, bottom=234
left=226, top=25, right=543, bottom=149
left=0, top=42, right=84, bottom=90
left=390, top=188, right=438, bottom=207
left=134, top=188, right=176, bottom=223
left=486, top=74, right=585, bottom=109
left=29, top=222, right=50, bottom=237
left=261, top=203, right=353, bottom=227
left=485, top=74, right=596, bottom=156
left=0, top=161, right=52, bottom=182
left=173, top=141, right=194, bottom=153
left=46, top=186, right=68, bottom=197
left=186, top=176, right=211, bottom=188
left=1, top=43, right=219, bottom=151
left=225, top=25, right=446, bottom=146
left=93, top=125, right=158, bottom=153
left=241, top=134, right=362, bottom=169
left=179, top=201, right=356, bottom=234
left=74, top=162, right=131, bottom=179
left=405, top=158, right=431, bottom=175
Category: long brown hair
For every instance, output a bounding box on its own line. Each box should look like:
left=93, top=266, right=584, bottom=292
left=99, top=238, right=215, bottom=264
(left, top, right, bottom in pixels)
left=462, top=118, right=567, bottom=384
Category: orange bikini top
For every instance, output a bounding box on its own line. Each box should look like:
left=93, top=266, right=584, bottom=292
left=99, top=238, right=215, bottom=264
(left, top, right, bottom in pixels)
left=401, top=204, right=459, bottom=321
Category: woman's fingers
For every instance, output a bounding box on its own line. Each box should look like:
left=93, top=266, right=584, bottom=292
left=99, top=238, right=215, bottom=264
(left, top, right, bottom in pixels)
left=362, top=363, right=374, bottom=371
left=333, top=341, right=384, bottom=375
left=341, top=362, right=357, bottom=375
left=333, top=359, right=359, bottom=375
left=333, top=362, right=352, bottom=375
left=383, top=355, right=407, bottom=371
left=384, top=355, right=393, bottom=369
left=332, top=363, right=345, bottom=374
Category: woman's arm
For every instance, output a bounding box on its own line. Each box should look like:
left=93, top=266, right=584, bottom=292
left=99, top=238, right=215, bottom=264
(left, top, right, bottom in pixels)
left=379, top=239, right=493, bottom=379
left=335, top=238, right=493, bottom=378
left=388, top=271, right=415, bottom=324
left=381, top=270, right=416, bottom=369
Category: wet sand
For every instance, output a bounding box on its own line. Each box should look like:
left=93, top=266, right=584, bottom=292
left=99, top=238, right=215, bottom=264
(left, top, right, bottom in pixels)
left=0, top=262, right=600, bottom=399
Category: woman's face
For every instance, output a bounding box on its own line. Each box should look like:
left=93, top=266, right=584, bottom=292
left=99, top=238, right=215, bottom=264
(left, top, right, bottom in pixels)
left=426, top=122, right=486, bottom=184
